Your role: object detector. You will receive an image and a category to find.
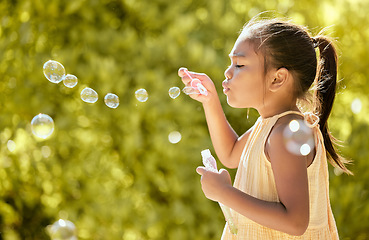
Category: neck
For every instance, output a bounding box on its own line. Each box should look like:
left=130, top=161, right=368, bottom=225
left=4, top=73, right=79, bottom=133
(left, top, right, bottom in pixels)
left=257, top=101, right=299, bottom=119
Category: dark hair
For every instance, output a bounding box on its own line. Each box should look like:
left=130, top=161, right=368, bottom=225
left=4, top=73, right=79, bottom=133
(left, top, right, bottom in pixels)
left=241, top=18, right=352, bottom=174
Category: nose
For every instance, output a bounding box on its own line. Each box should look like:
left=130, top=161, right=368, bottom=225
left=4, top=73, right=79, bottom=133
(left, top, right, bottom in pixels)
left=224, top=65, right=232, bottom=80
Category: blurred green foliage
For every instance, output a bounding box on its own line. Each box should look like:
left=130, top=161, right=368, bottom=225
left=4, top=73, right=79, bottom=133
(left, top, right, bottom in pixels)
left=0, top=0, right=368, bottom=239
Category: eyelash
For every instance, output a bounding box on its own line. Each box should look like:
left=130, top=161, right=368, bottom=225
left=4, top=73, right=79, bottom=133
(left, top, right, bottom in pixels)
left=227, top=63, right=244, bottom=69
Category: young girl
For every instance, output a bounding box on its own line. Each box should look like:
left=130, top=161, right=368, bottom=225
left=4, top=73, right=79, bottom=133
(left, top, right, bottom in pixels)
left=178, top=18, right=351, bottom=239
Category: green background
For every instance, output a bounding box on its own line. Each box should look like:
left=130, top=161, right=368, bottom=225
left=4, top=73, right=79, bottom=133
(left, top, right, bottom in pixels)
left=0, top=0, right=368, bottom=239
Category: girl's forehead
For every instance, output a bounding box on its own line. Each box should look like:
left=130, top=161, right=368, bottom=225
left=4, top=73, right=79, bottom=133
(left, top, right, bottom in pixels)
left=230, top=40, right=258, bottom=58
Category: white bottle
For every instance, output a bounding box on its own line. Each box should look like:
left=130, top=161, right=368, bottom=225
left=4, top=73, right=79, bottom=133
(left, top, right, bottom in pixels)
left=201, top=149, right=238, bottom=235
left=201, top=149, right=218, bottom=173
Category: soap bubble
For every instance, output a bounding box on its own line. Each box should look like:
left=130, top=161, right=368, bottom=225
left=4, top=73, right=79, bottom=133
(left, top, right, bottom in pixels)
left=168, top=131, right=182, bottom=144
left=169, top=87, right=180, bottom=99
left=46, top=219, right=77, bottom=240
left=63, top=74, right=78, bottom=88
left=351, top=98, right=362, bottom=114
left=104, top=93, right=119, bottom=108
left=31, top=113, right=55, bottom=139
left=135, top=88, right=148, bottom=102
left=81, top=87, right=98, bottom=103
left=43, top=60, right=66, bottom=84
left=182, top=86, right=198, bottom=95
left=283, top=119, right=314, bottom=156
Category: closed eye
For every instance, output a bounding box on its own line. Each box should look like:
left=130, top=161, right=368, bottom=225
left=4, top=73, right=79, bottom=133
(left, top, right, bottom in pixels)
left=235, top=65, right=244, bottom=68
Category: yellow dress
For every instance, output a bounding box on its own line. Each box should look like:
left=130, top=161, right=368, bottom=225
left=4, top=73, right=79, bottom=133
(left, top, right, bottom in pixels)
left=221, top=111, right=339, bottom=240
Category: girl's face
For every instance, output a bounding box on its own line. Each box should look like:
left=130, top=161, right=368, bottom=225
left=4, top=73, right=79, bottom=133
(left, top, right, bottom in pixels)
left=223, top=39, right=273, bottom=109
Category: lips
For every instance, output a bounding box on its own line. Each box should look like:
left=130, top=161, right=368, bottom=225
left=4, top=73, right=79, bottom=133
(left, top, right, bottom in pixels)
left=222, top=80, right=230, bottom=94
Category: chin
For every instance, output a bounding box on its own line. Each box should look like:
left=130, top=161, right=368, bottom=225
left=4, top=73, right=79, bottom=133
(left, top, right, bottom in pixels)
left=227, top=99, right=243, bottom=108
left=227, top=98, right=252, bottom=109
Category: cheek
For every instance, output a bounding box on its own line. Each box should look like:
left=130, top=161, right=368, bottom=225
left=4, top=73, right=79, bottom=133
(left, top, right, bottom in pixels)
left=238, top=79, right=264, bottom=103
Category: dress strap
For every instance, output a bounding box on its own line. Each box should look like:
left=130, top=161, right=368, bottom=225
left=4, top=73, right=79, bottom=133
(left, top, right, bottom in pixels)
left=275, top=110, right=303, bottom=118
left=275, top=111, right=320, bottom=129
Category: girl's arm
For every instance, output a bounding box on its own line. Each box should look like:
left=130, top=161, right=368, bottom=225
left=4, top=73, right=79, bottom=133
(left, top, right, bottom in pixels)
left=178, top=68, right=251, bottom=168
left=197, top=121, right=311, bottom=236
left=202, top=94, right=253, bottom=169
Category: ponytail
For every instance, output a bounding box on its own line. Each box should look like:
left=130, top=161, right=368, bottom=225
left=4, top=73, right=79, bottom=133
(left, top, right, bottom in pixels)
left=314, top=36, right=352, bottom=175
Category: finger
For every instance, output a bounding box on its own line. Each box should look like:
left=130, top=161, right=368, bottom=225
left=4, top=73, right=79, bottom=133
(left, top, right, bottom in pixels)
left=185, top=71, right=208, bottom=81
left=196, top=166, right=206, bottom=175
left=219, top=168, right=229, bottom=176
left=178, top=67, right=188, bottom=78
left=181, top=77, right=192, bottom=86
left=219, top=168, right=232, bottom=182
left=179, top=73, right=192, bottom=85
left=179, top=68, right=210, bottom=88
left=179, top=68, right=204, bottom=82
left=190, top=78, right=202, bottom=88
left=219, top=168, right=227, bottom=173
left=186, top=72, right=214, bottom=93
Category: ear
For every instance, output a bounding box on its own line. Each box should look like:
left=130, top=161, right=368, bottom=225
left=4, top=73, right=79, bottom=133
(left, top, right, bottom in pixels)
left=269, top=67, right=289, bottom=92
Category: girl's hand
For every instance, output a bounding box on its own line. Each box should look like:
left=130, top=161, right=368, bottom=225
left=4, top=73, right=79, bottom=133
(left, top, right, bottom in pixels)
left=196, top=167, right=232, bottom=202
left=178, top=67, right=217, bottom=104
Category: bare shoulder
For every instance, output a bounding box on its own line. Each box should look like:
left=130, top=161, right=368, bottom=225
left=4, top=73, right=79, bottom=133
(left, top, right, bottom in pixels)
left=274, top=114, right=305, bottom=130
left=265, top=114, right=315, bottom=167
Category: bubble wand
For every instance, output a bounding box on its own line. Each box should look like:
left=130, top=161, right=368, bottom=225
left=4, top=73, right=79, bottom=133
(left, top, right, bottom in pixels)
left=201, top=149, right=238, bottom=235
left=183, top=69, right=208, bottom=96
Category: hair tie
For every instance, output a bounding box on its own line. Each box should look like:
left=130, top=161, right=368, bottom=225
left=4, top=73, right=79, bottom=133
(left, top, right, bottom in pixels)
left=303, top=112, right=320, bottom=128
left=312, top=38, right=319, bottom=48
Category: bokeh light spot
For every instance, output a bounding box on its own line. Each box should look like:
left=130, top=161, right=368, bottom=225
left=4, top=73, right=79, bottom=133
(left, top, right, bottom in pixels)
left=351, top=98, right=362, bottom=114
left=168, top=131, right=181, bottom=144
